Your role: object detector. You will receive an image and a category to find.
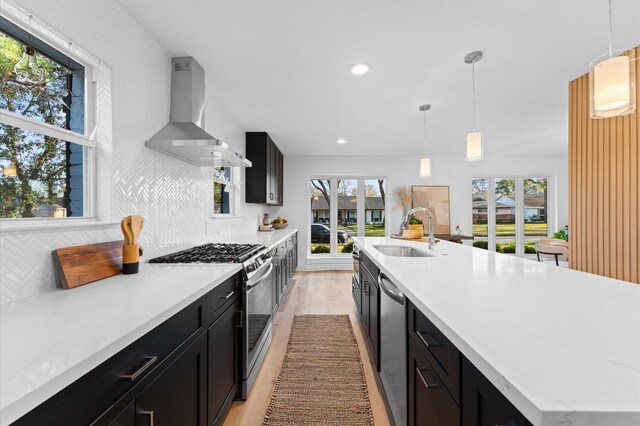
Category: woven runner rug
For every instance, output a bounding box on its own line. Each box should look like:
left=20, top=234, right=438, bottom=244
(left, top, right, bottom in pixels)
left=263, top=315, right=375, bottom=425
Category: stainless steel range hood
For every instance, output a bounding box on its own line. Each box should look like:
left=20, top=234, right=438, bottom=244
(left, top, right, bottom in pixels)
left=145, top=57, right=251, bottom=168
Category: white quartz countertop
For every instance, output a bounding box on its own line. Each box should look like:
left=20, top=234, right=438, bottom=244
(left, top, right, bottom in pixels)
left=352, top=237, right=640, bottom=426
left=0, top=228, right=298, bottom=425
left=0, top=263, right=242, bottom=425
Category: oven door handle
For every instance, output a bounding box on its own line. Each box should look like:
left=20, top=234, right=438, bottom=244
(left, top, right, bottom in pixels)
left=247, top=263, right=274, bottom=290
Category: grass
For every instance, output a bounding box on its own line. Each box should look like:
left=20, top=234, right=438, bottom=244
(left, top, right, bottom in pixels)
left=473, top=223, right=547, bottom=236
left=339, top=223, right=386, bottom=237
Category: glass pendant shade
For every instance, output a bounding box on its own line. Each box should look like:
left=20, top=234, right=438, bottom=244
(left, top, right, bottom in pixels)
left=419, top=157, right=431, bottom=178
left=589, top=49, right=636, bottom=118
left=13, top=46, right=45, bottom=84
left=3, top=163, right=17, bottom=177
left=465, top=130, right=483, bottom=161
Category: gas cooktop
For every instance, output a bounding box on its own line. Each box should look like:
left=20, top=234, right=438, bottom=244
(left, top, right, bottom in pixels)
left=149, top=243, right=264, bottom=264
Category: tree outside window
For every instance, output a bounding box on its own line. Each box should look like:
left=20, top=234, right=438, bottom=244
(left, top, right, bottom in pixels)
left=1, top=26, right=85, bottom=218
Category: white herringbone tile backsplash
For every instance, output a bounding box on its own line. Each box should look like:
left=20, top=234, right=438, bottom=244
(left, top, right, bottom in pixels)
left=0, top=0, right=274, bottom=303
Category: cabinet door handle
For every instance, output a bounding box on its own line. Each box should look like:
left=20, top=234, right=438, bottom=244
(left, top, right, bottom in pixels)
left=270, top=193, right=274, bottom=200
left=417, top=331, right=438, bottom=348
left=140, top=410, right=154, bottom=426
left=416, top=367, right=439, bottom=389
left=122, top=356, right=158, bottom=380
left=237, top=309, right=243, bottom=328
left=220, top=290, right=235, bottom=300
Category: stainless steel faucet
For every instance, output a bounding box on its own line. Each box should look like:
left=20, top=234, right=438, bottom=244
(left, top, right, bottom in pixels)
left=401, top=207, right=436, bottom=251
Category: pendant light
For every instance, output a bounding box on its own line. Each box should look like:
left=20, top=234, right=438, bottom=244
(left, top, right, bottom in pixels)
left=589, top=0, right=636, bottom=118
left=13, top=15, right=45, bottom=84
left=465, top=51, right=483, bottom=161
left=419, top=104, right=432, bottom=178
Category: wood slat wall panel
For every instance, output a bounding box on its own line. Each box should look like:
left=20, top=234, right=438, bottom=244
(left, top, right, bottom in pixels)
left=568, top=45, right=640, bottom=284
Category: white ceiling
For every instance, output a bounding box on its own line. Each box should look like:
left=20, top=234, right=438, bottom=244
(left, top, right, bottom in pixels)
left=117, top=0, right=640, bottom=156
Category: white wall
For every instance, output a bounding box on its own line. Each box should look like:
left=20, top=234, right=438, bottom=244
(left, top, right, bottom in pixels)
left=280, top=154, right=568, bottom=271
left=0, top=0, right=278, bottom=303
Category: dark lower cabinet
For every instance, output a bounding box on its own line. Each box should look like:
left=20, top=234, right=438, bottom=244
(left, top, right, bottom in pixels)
left=462, top=358, right=532, bottom=426
left=408, top=338, right=460, bottom=426
left=14, top=275, right=241, bottom=426
left=359, top=261, right=380, bottom=371
left=368, top=274, right=379, bottom=361
left=207, top=303, right=239, bottom=426
left=272, top=232, right=298, bottom=315
left=103, top=402, right=134, bottom=426
left=136, top=332, right=207, bottom=426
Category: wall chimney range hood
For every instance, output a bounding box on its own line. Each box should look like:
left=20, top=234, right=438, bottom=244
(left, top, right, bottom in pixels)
left=146, top=57, right=251, bottom=168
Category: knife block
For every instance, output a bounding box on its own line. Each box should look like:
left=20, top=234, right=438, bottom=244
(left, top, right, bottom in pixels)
left=122, top=244, right=139, bottom=275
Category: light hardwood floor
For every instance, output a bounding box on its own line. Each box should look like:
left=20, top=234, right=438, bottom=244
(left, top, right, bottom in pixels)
left=224, top=271, right=391, bottom=426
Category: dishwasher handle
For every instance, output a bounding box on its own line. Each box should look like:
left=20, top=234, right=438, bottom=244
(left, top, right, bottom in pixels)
left=378, top=273, right=404, bottom=305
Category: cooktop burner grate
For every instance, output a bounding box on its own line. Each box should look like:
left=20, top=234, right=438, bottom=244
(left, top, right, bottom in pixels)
left=149, top=243, right=264, bottom=264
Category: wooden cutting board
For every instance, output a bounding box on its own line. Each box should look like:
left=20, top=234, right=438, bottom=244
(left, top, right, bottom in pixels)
left=53, top=241, right=124, bottom=288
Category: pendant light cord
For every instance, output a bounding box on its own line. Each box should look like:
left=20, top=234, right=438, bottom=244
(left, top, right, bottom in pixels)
left=423, top=110, right=427, bottom=157
left=472, top=61, right=476, bottom=129
left=608, top=0, right=613, bottom=57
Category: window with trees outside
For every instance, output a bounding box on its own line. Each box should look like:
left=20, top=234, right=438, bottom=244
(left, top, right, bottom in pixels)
left=310, top=177, right=387, bottom=256
left=1, top=16, right=94, bottom=220
left=213, top=167, right=233, bottom=214
left=472, top=177, right=551, bottom=257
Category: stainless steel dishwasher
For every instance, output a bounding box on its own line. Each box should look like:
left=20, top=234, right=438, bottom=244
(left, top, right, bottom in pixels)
left=378, top=272, right=406, bottom=426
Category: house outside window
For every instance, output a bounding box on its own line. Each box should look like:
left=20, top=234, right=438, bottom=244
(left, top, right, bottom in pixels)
left=472, top=177, right=552, bottom=256
left=309, top=177, right=388, bottom=257
left=1, top=14, right=96, bottom=220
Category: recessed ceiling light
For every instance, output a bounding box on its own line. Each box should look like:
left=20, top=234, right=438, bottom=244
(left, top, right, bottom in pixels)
left=350, top=64, right=369, bottom=75
left=337, top=138, right=347, bottom=144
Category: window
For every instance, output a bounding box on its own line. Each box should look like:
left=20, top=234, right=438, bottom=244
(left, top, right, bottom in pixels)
left=309, top=177, right=388, bottom=257
left=364, top=179, right=386, bottom=236
left=523, top=177, right=548, bottom=255
left=310, top=179, right=331, bottom=254
left=213, top=167, right=233, bottom=215
left=495, top=178, right=516, bottom=253
left=471, top=176, right=553, bottom=257
left=1, top=15, right=94, bottom=220
left=472, top=178, right=488, bottom=247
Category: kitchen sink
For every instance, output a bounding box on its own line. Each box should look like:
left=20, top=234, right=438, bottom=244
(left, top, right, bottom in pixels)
left=373, top=245, right=436, bottom=258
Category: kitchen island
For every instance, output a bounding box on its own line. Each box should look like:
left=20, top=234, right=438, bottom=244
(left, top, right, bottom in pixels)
left=352, top=236, right=640, bottom=426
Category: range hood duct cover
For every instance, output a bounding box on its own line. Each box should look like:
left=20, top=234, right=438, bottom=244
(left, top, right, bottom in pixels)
left=145, top=57, right=251, bottom=168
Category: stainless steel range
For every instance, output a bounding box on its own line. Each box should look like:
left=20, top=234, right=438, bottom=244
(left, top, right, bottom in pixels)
left=149, top=242, right=275, bottom=399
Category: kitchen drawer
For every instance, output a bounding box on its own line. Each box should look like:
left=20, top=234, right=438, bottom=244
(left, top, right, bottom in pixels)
left=208, top=274, right=239, bottom=324
left=408, top=338, right=460, bottom=426
left=408, top=301, right=461, bottom=405
left=361, top=252, right=379, bottom=280
left=15, top=295, right=206, bottom=426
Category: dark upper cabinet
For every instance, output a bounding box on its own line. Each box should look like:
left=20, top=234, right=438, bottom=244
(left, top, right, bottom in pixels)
left=245, top=132, right=284, bottom=205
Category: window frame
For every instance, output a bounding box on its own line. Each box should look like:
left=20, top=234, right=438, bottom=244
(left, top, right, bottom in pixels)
left=0, top=4, right=101, bottom=225
left=471, top=175, right=556, bottom=257
left=308, top=175, right=389, bottom=260
left=212, top=166, right=236, bottom=217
